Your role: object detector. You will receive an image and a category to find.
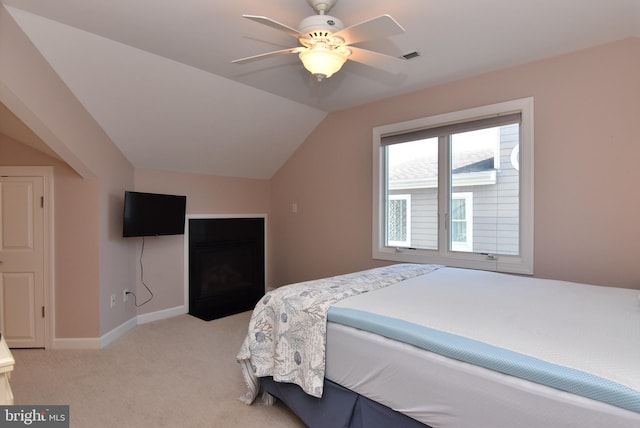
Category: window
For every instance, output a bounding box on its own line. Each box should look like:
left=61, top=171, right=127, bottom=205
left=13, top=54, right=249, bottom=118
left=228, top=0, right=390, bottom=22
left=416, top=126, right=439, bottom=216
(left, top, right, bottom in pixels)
left=387, top=194, right=411, bottom=247
left=372, top=98, right=533, bottom=274
left=451, top=193, right=473, bottom=252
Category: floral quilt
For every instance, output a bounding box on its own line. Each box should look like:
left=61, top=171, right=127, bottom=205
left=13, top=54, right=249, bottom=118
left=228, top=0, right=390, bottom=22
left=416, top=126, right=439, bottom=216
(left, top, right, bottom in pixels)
left=237, top=263, right=441, bottom=404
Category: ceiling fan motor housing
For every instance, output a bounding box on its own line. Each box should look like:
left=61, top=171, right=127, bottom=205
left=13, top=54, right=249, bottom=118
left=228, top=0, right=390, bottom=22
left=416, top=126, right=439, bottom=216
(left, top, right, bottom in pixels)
left=298, top=14, right=345, bottom=37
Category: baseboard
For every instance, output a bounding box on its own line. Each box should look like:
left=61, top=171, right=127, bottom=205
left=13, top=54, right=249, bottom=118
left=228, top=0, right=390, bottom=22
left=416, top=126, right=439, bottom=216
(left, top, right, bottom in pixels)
left=100, top=316, right=138, bottom=348
left=136, top=305, right=187, bottom=325
left=51, top=306, right=187, bottom=349
left=52, top=316, right=138, bottom=349
left=53, top=337, right=102, bottom=350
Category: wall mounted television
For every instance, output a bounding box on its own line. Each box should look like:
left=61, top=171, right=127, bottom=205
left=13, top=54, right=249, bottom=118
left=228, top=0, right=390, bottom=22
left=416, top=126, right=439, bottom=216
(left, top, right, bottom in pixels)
left=123, top=191, right=187, bottom=237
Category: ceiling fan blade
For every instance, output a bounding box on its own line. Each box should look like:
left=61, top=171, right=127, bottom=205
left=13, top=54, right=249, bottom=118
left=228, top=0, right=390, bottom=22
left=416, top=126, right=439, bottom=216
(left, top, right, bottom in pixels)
left=242, top=15, right=303, bottom=39
left=347, top=46, right=406, bottom=73
left=334, top=15, right=405, bottom=45
left=232, top=47, right=304, bottom=64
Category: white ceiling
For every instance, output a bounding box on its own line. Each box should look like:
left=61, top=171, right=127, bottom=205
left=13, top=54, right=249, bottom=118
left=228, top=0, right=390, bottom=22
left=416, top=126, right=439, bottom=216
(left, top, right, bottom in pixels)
left=2, top=0, right=639, bottom=179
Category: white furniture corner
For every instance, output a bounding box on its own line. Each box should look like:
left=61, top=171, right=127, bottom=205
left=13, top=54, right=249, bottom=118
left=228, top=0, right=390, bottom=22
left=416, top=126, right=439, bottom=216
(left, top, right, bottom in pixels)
left=0, top=337, right=15, bottom=405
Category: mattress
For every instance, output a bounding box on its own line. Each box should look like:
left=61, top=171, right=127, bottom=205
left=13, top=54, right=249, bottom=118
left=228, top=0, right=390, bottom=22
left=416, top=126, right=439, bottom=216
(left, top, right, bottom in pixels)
left=237, top=263, right=440, bottom=404
left=326, top=267, right=640, bottom=428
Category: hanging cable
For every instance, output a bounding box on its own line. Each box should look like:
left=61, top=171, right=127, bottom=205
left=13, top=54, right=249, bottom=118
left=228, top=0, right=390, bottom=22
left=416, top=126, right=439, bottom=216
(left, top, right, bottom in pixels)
left=128, top=236, right=153, bottom=307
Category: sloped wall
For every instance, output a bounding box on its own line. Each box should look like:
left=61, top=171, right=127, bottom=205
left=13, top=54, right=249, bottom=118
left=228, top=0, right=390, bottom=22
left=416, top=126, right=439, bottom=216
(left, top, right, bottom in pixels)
left=1, top=5, right=136, bottom=339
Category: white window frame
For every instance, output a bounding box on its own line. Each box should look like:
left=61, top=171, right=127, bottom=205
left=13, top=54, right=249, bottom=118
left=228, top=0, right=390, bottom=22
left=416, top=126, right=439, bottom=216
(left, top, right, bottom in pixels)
left=372, top=97, right=534, bottom=274
left=450, top=192, right=473, bottom=252
left=387, top=194, right=412, bottom=248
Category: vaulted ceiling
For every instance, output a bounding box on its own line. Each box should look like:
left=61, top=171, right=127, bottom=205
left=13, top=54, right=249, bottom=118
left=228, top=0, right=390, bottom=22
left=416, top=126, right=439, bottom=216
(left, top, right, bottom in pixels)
left=2, top=0, right=639, bottom=179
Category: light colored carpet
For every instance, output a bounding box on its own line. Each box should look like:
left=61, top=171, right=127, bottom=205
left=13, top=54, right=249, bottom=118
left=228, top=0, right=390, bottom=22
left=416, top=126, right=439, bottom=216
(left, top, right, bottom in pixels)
left=10, top=311, right=305, bottom=428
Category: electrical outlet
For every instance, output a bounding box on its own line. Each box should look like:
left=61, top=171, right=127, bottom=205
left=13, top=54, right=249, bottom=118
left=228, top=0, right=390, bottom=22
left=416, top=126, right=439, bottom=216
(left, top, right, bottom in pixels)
left=110, top=294, right=116, bottom=308
left=123, top=288, right=129, bottom=302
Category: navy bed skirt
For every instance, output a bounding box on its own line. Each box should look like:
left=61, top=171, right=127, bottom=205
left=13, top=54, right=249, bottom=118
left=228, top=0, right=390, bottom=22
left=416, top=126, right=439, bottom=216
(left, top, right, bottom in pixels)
left=261, top=377, right=430, bottom=428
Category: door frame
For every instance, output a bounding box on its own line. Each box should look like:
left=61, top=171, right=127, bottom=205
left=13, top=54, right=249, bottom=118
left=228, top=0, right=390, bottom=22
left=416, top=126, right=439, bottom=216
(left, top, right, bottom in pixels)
left=0, top=166, right=54, bottom=349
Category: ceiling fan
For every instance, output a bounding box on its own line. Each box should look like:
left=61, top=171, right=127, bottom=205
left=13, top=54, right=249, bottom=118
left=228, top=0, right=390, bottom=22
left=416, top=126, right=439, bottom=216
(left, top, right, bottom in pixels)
left=232, top=0, right=406, bottom=82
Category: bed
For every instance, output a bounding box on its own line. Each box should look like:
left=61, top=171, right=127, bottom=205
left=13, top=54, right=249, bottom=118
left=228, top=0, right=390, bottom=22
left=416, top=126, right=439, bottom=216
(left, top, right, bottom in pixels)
left=237, top=264, right=640, bottom=428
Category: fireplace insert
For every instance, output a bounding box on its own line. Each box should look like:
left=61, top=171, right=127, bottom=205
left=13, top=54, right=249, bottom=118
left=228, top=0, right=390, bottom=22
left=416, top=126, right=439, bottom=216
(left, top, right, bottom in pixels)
left=188, top=217, right=265, bottom=321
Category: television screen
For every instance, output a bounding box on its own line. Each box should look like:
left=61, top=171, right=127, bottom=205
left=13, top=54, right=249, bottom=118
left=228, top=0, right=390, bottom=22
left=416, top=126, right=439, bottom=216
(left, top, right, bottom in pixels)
left=123, top=191, right=186, bottom=237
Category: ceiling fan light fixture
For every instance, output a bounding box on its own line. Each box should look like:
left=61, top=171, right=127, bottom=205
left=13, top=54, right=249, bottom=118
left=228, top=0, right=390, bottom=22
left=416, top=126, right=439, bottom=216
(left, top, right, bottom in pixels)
left=234, top=1, right=407, bottom=82
left=299, top=46, right=348, bottom=80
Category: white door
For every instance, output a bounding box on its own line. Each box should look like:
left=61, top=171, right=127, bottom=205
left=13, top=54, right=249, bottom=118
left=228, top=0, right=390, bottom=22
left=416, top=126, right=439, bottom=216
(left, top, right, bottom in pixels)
left=0, top=175, right=45, bottom=348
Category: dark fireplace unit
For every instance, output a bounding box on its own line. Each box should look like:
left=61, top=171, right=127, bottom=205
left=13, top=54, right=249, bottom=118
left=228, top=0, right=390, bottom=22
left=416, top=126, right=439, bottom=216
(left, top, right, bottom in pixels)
left=188, top=217, right=265, bottom=321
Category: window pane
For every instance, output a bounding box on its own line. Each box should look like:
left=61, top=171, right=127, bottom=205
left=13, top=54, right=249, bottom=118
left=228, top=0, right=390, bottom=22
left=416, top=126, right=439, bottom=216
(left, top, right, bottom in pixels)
left=450, top=125, right=519, bottom=255
left=451, top=198, right=467, bottom=242
left=388, top=198, right=407, bottom=243
left=451, top=221, right=466, bottom=241
left=451, top=193, right=472, bottom=251
left=451, top=199, right=466, bottom=220
left=386, top=138, right=438, bottom=250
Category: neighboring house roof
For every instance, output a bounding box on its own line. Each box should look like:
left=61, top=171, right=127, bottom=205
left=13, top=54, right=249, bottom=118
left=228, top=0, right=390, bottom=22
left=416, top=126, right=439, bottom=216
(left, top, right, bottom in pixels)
left=390, top=148, right=495, bottom=181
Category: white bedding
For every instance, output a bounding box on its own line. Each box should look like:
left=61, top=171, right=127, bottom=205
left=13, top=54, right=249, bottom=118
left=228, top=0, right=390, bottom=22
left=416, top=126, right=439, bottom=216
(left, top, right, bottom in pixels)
left=326, top=267, right=640, bottom=427
left=236, top=263, right=440, bottom=404
left=326, top=322, right=640, bottom=428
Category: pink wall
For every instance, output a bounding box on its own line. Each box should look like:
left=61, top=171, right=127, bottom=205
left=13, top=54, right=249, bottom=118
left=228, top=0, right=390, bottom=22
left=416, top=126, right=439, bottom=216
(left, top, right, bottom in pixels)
left=270, top=38, right=640, bottom=290
left=132, top=168, right=271, bottom=315
left=1, top=5, right=136, bottom=338
left=0, top=135, right=100, bottom=338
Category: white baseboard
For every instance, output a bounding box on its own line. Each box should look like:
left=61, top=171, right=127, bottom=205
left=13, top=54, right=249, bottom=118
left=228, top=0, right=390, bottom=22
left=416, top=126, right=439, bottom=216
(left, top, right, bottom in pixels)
left=52, top=316, right=137, bottom=349
left=53, top=337, right=102, bottom=350
left=51, top=306, right=187, bottom=349
left=137, top=305, right=187, bottom=325
left=100, top=316, right=138, bottom=348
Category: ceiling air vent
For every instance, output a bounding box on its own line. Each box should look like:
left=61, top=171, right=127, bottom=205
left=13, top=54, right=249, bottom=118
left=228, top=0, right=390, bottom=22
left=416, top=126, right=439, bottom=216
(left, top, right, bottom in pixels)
left=402, top=51, right=420, bottom=60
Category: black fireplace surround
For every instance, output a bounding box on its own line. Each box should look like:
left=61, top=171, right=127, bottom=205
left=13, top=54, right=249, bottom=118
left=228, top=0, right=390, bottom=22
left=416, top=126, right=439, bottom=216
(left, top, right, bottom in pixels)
left=188, top=217, right=265, bottom=321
